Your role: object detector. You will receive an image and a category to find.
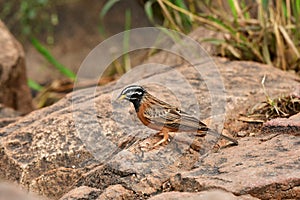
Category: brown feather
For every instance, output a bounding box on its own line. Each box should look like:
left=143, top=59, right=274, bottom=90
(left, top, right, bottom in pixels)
left=139, top=92, right=208, bottom=132
left=130, top=89, right=238, bottom=145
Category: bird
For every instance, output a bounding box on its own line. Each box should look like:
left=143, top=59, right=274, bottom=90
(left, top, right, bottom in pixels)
left=117, top=85, right=238, bottom=148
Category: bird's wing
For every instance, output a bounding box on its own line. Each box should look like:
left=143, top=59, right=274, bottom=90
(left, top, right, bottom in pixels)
left=179, top=112, right=208, bottom=131
left=143, top=104, right=180, bottom=129
left=143, top=105, right=207, bottom=131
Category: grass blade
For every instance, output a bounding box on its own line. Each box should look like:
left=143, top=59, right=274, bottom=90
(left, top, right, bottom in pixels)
left=144, top=0, right=155, bottom=23
left=123, top=9, right=131, bottom=72
left=173, top=0, right=192, bottom=30
left=273, top=21, right=286, bottom=70
left=31, top=37, right=76, bottom=80
left=228, top=0, right=238, bottom=20
left=98, top=0, right=120, bottom=35
left=99, top=0, right=120, bottom=20
left=158, top=0, right=182, bottom=31
left=279, top=25, right=300, bottom=58
left=28, top=79, right=44, bottom=91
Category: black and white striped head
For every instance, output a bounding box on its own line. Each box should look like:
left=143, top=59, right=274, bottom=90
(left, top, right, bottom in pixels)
left=117, top=85, right=146, bottom=111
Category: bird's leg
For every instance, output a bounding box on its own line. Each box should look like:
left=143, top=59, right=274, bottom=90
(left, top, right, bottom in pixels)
left=153, top=130, right=169, bottom=148
left=155, top=131, right=163, bottom=136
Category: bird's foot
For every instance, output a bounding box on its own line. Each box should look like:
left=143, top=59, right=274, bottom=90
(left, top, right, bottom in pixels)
left=152, top=131, right=169, bottom=149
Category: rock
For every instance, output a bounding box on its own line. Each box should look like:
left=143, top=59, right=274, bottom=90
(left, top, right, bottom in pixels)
left=0, top=182, right=45, bottom=200
left=96, top=184, right=135, bottom=200
left=59, top=186, right=101, bottom=200
left=168, top=134, right=300, bottom=200
left=237, top=130, right=247, bottom=137
left=148, top=190, right=259, bottom=200
left=0, top=117, right=20, bottom=128
left=262, top=112, right=300, bottom=135
left=0, top=47, right=299, bottom=199
left=0, top=104, right=20, bottom=118
left=0, top=20, right=33, bottom=114
left=0, top=96, right=98, bottom=199
left=0, top=104, right=21, bottom=128
left=189, top=27, right=225, bottom=55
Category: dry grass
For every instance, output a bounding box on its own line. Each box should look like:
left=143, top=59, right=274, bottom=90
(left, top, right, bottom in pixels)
left=141, top=0, right=300, bottom=72
left=248, top=76, right=300, bottom=121
left=249, top=95, right=300, bottom=121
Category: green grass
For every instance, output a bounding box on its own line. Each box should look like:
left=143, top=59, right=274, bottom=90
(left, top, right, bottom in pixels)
left=28, top=79, right=44, bottom=91
left=123, top=9, right=132, bottom=72
left=31, top=37, right=76, bottom=80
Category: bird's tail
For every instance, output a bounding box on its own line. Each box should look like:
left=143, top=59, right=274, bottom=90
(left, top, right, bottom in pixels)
left=206, top=129, right=238, bottom=145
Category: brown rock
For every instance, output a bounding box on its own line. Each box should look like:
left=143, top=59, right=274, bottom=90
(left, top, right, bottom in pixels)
left=263, top=112, right=300, bottom=135
left=0, top=45, right=299, bottom=199
left=0, top=104, right=20, bottom=118
left=0, top=98, right=98, bottom=199
left=60, top=186, right=100, bottom=200
left=96, top=184, right=135, bottom=200
left=0, top=182, right=46, bottom=200
left=0, top=20, right=33, bottom=114
left=169, top=135, right=300, bottom=199
left=149, top=190, right=258, bottom=200
left=189, top=27, right=225, bottom=55
left=0, top=117, right=20, bottom=128
left=29, top=167, right=83, bottom=198
left=0, top=104, right=21, bottom=128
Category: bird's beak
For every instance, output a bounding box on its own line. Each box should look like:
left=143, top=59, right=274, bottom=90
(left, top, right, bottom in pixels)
left=117, top=94, right=126, bottom=101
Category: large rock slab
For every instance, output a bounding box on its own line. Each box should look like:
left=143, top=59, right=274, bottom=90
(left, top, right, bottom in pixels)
left=0, top=56, right=299, bottom=199
left=148, top=190, right=258, bottom=200
left=0, top=20, right=33, bottom=114
left=168, top=134, right=300, bottom=199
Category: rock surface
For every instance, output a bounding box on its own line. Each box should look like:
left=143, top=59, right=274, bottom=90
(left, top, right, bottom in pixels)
left=263, top=112, right=300, bottom=135
left=96, top=184, right=135, bottom=200
left=0, top=182, right=46, bottom=200
left=60, top=186, right=100, bottom=200
left=168, top=134, right=300, bottom=199
left=0, top=20, right=33, bottom=114
left=0, top=50, right=300, bottom=199
left=148, top=190, right=259, bottom=200
left=0, top=104, right=21, bottom=128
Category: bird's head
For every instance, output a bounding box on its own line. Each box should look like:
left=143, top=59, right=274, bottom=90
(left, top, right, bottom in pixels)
left=117, top=85, right=146, bottom=110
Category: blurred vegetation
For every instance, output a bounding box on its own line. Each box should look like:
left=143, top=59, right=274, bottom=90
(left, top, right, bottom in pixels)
left=0, top=0, right=77, bottom=97
left=31, top=37, right=76, bottom=80
left=1, top=0, right=300, bottom=108
left=2, top=0, right=300, bottom=75
left=100, top=7, right=133, bottom=75
left=0, top=0, right=66, bottom=43
left=134, top=0, right=300, bottom=72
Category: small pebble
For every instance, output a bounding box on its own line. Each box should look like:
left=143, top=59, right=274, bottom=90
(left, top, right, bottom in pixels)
left=249, top=132, right=256, bottom=137
left=237, top=131, right=247, bottom=137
